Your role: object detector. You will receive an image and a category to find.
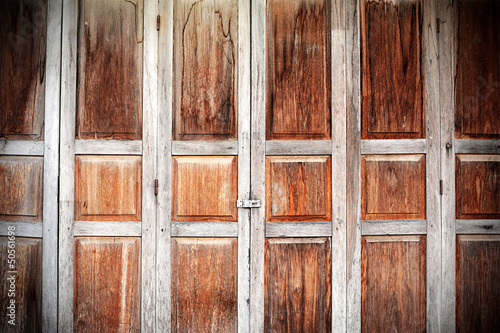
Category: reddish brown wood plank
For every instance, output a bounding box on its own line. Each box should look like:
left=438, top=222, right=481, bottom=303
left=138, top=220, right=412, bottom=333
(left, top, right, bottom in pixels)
left=0, top=237, right=42, bottom=332
left=0, top=0, right=46, bottom=140
left=457, top=235, right=500, bottom=333
left=455, top=0, right=500, bottom=139
left=172, top=156, right=238, bottom=222
left=265, top=238, right=332, bottom=332
left=0, top=156, right=43, bottom=223
left=266, top=156, right=331, bottom=222
left=171, top=238, right=237, bottom=332
left=362, top=235, right=426, bottom=332
left=75, top=156, right=142, bottom=221
left=266, top=0, right=331, bottom=140
left=361, top=155, right=426, bottom=220
left=173, top=0, right=238, bottom=140
left=361, top=0, right=424, bottom=139
left=74, top=237, right=140, bottom=332
left=456, top=155, right=500, bottom=219
left=76, top=0, right=142, bottom=140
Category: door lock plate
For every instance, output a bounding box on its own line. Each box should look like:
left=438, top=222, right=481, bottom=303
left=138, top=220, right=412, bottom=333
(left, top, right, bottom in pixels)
left=237, top=199, right=261, bottom=208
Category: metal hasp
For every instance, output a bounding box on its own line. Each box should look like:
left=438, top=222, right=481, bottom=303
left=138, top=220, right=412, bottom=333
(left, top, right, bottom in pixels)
left=237, top=199, right=261, bottom=208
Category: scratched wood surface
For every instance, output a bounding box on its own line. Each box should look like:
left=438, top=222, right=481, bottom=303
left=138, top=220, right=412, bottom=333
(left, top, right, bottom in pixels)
left=455, top=0, right=500, bottom=139
left=0, top=0, right=46, bottom=140
left=171, top=238, right=237, bottom=332
left=0, top=237, right=42, bottom=332
left=456, top=235, right=500, bottom=333
left=76, top=0, right=143, bottom=140
left=362, top=236, right=426, bottom=332
left=361, top=0, right=424, bottom=139
left=265, top=238, right=332, bottom=332
left=74, top=237, right=141, bottom=332
left=266, top=0, right=331, bottom=140
left=173, top=0, right=238, bottom=140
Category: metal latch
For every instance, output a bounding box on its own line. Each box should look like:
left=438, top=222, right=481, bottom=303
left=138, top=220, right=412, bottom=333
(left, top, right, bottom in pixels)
left=237, top=199, right=261, bottom=208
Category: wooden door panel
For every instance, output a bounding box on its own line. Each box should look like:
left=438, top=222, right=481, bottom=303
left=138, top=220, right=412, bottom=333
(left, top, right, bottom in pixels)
left=0, top=237, right=42, bottom=333
left=0, top=156, right=43, bottom=223
left=361, top=235, right=426, bottom=332
left=457, top=235, right=500, bottom=333
left=266, top=0, right=331, bottom=140
left=361, top=0, right=424, bottom=139
left=75, top=155, right=142, bottom=221
left=265, top=238, right=332, bottom=332
left=76, top=0, right=143, bottom=140
left=173, top=0, right=238, bottom=140
left=0, top=0, right=46, bottom=140
left=361, top=155, right=426, bottom=220
left=74, top=237, right=141, bottom=332
left=171, top=238, right=238, bottom=332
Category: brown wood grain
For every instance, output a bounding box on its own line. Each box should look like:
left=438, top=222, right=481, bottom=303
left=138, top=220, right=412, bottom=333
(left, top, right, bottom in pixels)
left=172, top=156, right=238, bottom=222
left=0, top=0, right=46, bottom=140
left=361, top=235, right=426, bottom=332
left=75, top=155, right=142, bottom=221
left=0, top=156, right=43, bottom=223
left=456, top=155, right=500, bottom=219
left=457, top=235, right=500, bottom=333
left=266, top=156, right=331, bottom=222
left=74, top=237, right=141, bottom=332
left=266, top=0, right=331, bottom=140
left=0, top=237, right=42, bottom=332
left=173, top=0, right=238, bottom=140
left=455, top=0, right=500, bottom=139
left=361, top=155, right=426, bottom=220
left=76, top=0, right=142, bottom=140
left=361, top=0, right=425, bottom=139
left=171, top=238, right=237, bottom=332
left=265, top=238, right=332, bottom=332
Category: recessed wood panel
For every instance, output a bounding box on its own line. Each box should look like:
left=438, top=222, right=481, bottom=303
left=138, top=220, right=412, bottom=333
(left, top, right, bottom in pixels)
left=0, top=0, right=46, bottom=140
left=173, top=0, right=237, bottom=140
left=171, top=238, right=237, bottom=332
left=172, top=156, right=237, bottom=222
left=74, top=237, right=140, bottom=332
left=455, top=0, right=500, bottom=139
left=0, top=156, right=43, bottom=223
left=362, top=155, right=426, bottom=220
left=362, top=235, right=426, bottom=332
left=266, top=156, right=331, bottom=222
left=265, top=238, right=331, bottom=332
left=76, top=0, right=142, bottom=140
left=361, top=0, right=424, bottom=139
left=0, top=237, right=42, bottom=332
left=456, top=155, right=500, bottom=219
left=457, top=235, right=500, bottom=333
left=266, top=0, right=331, bottom=140
left=75, top=156, right=141, bottom=221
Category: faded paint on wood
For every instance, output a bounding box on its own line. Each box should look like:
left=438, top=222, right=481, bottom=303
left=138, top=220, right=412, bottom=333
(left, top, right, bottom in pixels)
left=361, top=155, right=426, bottom=220
left=0, top=0, right=46, bottom=140
left=266, top=156, right=331, bottom=222
left=0, top=237, right=42, bottom=332
left=361, top=0, right=424, bottom=139
left=74, top=237, right=141, bottom=332
left=172, top=156, right=238, bottom=222
left=456, top=155, right=500, bottom=219
left=0, top=156, right=43, bottom=223
left=456, top=235, right=500, bottom=332
left=266, top=0, right=331, bottom=140
left=75, top=155, right=142, bottom=221
left=173, top=0, right=238, bottom=140
left=76, top=0, right=143, bottom=140
left=265, top=238, right=332, bottom=332
left=455, top=0, right=500, bottom=139
left=171, top=238, right=237, bottom=332
left=361, top=235, right=426, bottom=332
